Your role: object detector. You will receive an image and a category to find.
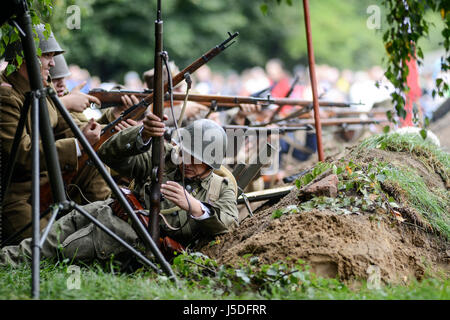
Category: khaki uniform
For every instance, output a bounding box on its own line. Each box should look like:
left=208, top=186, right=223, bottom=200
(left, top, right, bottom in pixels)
left=0, top=71, right=78, bottom=241
left=0, top=125, right=238, bottom=266
left=98, top=125, right=239, bottom=246
left=0, top=72, right=110, bottom=243
left=59, top=107, right=115, bottom=205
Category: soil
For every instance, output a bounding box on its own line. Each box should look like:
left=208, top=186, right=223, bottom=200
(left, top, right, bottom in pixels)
left=202, top=141, right=450, bottom=285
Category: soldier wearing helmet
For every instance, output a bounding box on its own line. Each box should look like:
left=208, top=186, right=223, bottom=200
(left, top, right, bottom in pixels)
left=0, top=111, right=238, bottom=267
left=0, top=24, right=105, bottom=243
left=50, top=53, right=71, bottom=96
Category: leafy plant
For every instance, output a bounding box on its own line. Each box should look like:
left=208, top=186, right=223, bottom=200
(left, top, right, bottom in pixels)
left=0, top=0, right=54, bottom=74
left=381, top=0, right=449, bottom=118
left=294, top=161, right=332, bottom=189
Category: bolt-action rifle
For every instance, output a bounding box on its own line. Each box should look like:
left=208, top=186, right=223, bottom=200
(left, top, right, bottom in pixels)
left=278, top=117, right=389, bottom=126
left=39, top=31, right=239, bottom=214
left=89, top=89, right=358, bottom=110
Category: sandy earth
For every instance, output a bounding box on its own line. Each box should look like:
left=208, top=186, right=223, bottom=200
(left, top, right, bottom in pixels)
left=202, top=139, right=450, bottom=285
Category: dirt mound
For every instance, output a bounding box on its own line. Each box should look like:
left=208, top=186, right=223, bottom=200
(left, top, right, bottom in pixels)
left=202, top=138, right=450, bottom=284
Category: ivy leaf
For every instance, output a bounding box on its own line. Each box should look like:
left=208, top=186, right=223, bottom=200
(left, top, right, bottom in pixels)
left=419, top=129, right=427, bottom=140
left=15, top=54, right=22, bottom=66
left=6, top=64, right=16, bottom=75
left=260, top=4, right=268, bottom=16
left=235, top=269, right=250, bottom=284
left=10, top=31, right=19, bottom=44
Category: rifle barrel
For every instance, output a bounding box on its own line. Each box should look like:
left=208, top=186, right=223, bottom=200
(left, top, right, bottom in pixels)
left=89, top=89, right=359, bottom=110
left=282, top=117, right=389, bottom=126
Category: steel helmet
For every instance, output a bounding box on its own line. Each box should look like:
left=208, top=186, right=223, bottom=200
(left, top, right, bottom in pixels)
left=143, top=61, right=179, bottom=89
left=3, top=23, right=65, bottom=62
left=50, top=54, right=71, bottom=79
left=173, top=119, right=227, bottom=170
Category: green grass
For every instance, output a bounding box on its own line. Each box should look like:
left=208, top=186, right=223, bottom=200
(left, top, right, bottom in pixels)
left=0, top=257, right=448, bottom=300
left=382, top=165, right=450, bottom=238
left=357, top=132, right=450, bottom=183
left=354, top=132, right=450, bottom=239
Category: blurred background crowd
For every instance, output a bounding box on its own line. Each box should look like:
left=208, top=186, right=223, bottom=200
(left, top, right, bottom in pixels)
left=12, top=55, right=443, bottom=123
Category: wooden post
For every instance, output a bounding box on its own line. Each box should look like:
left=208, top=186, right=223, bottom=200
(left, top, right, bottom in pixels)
left=302, top=0, right=324, bottom=161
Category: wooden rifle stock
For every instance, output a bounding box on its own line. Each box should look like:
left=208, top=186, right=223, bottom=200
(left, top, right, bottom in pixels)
left=39, top=32, right=239, bottom=213
left=89, top=89, right=358, bottom=110
left=110, top=187, right=185, bottom=260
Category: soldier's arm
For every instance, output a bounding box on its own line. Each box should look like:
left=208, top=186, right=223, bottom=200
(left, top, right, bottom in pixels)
left=98, top=125, right=155, bottom=180
left=0, top=88, right=78, bottom=173
left=194, top=180, right=239, bottom=237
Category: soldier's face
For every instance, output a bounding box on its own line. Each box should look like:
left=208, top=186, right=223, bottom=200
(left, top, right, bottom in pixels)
left=52, top=77, right=67, bottom=97
left=39, top=52, right=55, bottom=80
left=180, top=160, right=211, bottom=179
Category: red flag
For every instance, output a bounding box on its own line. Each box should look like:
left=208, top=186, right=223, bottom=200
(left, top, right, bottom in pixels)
left=400, top=54, right=422, bottom=127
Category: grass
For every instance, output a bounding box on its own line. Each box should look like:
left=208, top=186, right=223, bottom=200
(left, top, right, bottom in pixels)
left=382, top=165, right=450, bottom=238
left=0, top=256, right=448, bottom=300
left=354, top=132, right=450, bottom=239
left=1, top=132, right=448, bottom=300
left=357, top=132, right=449, bottom=183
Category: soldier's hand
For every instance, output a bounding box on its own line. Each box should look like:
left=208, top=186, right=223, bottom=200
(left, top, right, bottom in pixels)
left=161, top=181, right=204, bottom=217
left=114, top=118, right=139, bottom=132
left=80, top=118, right=101, bottom=148
left=238, top=103, right=261, bottom=115
left=60, top=81, right=101, bottom=112
left=111, top=94, right=140, bottom=119
left=141, top=112, right=168, bottom=141
left=184, top=102, right=209, bottom=118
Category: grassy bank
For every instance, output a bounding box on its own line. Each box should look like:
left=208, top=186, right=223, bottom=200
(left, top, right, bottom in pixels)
left=0, top=256, right=448, bottom=300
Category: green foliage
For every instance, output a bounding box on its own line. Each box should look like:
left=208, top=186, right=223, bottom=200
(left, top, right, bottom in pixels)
left=380, top=0, right=449, bottom=118
left=294, top=161, right=332, bottom=189
left=271, top=205, right=299, bottom=219
left=0, top=253, right=449, bottom=300
left=0, top=0, right=53, bottom=74
left=356, top=133, right=450, bottom=238
left=289, top=160, right=397, bottom=217
left=358, top=132, right=450, bottom=181
left=383, top=165, right=450, bottom=239
left=2, top=0, right=392, bottom=82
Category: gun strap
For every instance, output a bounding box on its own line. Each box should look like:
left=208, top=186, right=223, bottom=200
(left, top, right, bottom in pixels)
left=177, top=83, right=191, bottom=127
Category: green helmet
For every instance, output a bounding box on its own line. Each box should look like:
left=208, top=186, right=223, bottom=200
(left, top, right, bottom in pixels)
left=173, top=119, right=227, bottom=170
left=50, top=54, right=71, bottom=79
left=3, top=24, right=65, bottom=62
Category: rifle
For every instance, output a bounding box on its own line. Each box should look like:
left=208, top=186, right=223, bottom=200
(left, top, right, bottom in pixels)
left=279, top=117, right=389, bottom=126
left=89, top=89, right=359, bottom=110
left=110, top=186, right=185, bottom=261
left=39, top=31, right=239, bottom=213
left=237, top=186, right=294, bottom=204
left=150, top=0, right=164, bottom=244
left=222, top=124, right=314, bottom=133
left=325, top=109, right=391, bottom=117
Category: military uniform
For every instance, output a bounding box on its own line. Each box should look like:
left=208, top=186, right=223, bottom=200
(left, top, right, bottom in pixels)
left=0, top=71, right=79, bottom=242
left=0, top=124, right=238, bottom=266
left=99, top=125, right=239, bottom=246
left=55, top=104, right=115, bottom=206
